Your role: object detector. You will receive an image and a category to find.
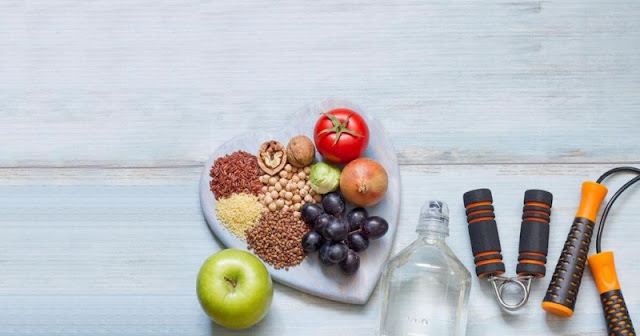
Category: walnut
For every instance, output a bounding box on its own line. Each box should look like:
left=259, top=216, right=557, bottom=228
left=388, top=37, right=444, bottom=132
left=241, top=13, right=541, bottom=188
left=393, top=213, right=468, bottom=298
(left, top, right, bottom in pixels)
left=286, top=135, right=315, bottom=167
left=257, top=140, right=287, bottom=175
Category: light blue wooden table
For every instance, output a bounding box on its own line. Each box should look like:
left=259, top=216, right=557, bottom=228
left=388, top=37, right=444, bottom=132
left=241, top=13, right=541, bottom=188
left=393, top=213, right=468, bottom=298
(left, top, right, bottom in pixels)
left=1, top=1, right=639, bottom=335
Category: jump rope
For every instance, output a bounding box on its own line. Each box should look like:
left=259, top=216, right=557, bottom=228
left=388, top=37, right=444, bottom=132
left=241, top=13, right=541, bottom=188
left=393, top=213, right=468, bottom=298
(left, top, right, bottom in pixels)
left=543, top=166, right=639, bottom=335
left=463, top=166, right=639, bottom=335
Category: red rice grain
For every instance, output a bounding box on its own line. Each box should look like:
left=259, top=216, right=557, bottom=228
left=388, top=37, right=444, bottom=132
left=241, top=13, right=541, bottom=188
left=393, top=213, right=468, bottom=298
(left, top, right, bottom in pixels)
left=210, top=151, right=262, bottom=200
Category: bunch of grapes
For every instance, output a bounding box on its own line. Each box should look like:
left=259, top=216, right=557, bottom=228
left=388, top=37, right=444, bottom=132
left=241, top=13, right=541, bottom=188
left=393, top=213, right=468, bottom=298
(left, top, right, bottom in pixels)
left=301, top=192, right=389, bottom=276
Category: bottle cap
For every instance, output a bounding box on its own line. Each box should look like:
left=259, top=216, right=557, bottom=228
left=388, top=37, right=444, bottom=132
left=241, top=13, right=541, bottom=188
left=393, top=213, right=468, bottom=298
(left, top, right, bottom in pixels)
left=417, top=200, right=449, bottom=235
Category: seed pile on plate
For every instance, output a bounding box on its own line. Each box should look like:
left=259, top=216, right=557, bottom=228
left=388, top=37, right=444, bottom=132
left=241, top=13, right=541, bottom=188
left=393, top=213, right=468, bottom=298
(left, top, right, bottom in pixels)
left=258, top=164, right=322, bottom=217
left=246, top=210, right=310, bottom=270
left=209, top=151, right=262, bottom=199
left=215, top=193, right=262, bottom=239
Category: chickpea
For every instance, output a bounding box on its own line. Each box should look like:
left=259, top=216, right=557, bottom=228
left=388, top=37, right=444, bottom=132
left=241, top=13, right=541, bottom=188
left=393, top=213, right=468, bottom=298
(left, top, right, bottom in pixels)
left=279, top=170, right=288, bottom=178
left=304, top=194, right=313, bottom=203
left=292, top=195, right=302, bottom=203
left=287, top=172, right=293, bottom=179
left=268, top=186, right=275, bottom=192
left=313, top=195, right=322, bottom=202
left=268, top=177, right=278, bottom=186
left=297, top=181, right=305, bottom=190
left=292, top=166, right=299, bottom=173
left=298, top=171, right=306, bottom=180
left=292, top=175, right=300, bottom=183
left=285, top=200, right=293, bottom=206
left=270, top=190, right=278, bottom=199
left=279, top=178, right=288, bottom=187
left=275, top=199, right=285, bottom=209
left=274, top=183, right=282, bottom=192
left=261, top=186, right=268, bottom=193
left=268, top=203, right=277, bottom=212
left=284, top=164, right=293, bottom=172
left=304, top=166, right=311, bottom=174
left=284, top=191, right=293, bottom=200
left=309, top=189, right=316, bottom=196
left=282, top=205, right=289, bottom=212
left=262, top=174, right=270, bottom=183
left=293, top=203, right=302, bottom=211
left=299, top=189, right=308, bottom=197
left=264, top=195, right=273, bottom=204
left=293, top=211, right=301, bottom=218
left=306, top=180, right=311, bottom=186
left=258, top=194, right=265, bottom=201
left=303, top=185, right=310, bottom=191
left=286, top=183, right=294, bottom=192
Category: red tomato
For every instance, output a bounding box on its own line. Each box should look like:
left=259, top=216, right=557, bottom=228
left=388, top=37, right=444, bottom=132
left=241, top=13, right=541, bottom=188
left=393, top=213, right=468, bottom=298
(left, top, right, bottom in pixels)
left=314, top=108, right=369, bottom=163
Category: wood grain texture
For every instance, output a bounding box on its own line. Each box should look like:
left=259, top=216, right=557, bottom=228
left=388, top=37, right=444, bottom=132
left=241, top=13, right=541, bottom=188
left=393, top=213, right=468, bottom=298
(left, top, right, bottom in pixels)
left=1, top=165, right=639, bottom=335
left=1, top=0, right=640, bottom=335
left=1, top=1, right=639, bottom=167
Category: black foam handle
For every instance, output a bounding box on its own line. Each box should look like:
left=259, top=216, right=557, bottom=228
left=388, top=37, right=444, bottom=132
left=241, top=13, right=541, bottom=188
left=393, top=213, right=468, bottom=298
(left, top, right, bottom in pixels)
left=600, top=289, right=635, bottom=336
left=517, top=189, right=552, bottom=277
left=463, top=189, right=505, bottom=278
left=542, top=217, right=594, bottom=314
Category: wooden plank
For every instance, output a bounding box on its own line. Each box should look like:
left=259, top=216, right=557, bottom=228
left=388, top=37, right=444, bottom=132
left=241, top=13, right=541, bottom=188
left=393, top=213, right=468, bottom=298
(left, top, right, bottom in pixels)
left=2, top=0, right=639, bottom=167
left=1, top=164, right=638, bottom=335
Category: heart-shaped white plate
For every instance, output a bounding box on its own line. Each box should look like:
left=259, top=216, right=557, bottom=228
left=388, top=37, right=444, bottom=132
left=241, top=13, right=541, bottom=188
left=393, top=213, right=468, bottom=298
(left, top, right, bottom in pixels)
left=199, top=98, right=400, bottom=304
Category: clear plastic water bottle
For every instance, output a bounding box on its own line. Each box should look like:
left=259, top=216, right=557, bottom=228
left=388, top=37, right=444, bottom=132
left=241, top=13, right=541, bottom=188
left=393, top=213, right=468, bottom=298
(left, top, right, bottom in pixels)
left=378, top=201, right=471, bottom=336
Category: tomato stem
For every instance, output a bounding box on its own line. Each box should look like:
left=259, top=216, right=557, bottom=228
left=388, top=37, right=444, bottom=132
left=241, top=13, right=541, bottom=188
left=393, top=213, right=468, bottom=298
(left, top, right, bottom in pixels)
left=317, top=113, right=364, bottom=146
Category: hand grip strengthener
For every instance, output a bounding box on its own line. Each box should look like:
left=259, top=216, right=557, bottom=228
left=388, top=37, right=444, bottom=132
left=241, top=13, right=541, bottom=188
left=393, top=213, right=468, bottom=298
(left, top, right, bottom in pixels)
left=543, top=166, right=639, bottom=336
left=463, top=188, right=553, bottom=310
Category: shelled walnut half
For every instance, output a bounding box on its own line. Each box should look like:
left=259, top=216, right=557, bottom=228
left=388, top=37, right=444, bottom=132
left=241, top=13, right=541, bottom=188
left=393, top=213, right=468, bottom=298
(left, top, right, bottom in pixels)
left=257, top=140, right=287, bottom=175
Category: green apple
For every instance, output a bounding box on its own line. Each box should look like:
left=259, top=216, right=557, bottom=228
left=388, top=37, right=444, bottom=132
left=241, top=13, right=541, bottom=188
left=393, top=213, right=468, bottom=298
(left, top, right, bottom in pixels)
left=196, top=249, right=273, bottom=329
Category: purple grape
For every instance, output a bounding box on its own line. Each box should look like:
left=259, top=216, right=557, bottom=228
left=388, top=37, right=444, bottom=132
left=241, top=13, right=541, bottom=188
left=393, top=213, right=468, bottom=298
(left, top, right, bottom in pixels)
left=339, top=249, right=360, bottom=276
left=322, top=216, right=349, bottom=241
left=301, top=203, right=324, bottom=226
left=314, top=214, right=332, bottom=235
left=322, top=192, right=346, bottom=216
left=346, top=232, right=369, bottom=252
left=326, top=242, right=348, bottom=263
left=301, top=230, right=325, bottom=253
left=318, top=242, right=335, bottom=266
left=361, top=216, right=389, bottom=239
left=346, top=207, right=368, bottom=231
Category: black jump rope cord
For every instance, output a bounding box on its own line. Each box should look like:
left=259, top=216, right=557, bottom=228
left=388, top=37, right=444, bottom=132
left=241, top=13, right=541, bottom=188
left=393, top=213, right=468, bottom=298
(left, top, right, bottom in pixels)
left=595, top=166, right=640, bottom=253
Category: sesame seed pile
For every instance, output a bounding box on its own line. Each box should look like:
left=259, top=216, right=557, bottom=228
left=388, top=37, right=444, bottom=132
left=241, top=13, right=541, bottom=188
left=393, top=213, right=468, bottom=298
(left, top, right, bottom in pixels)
left=215, top=193, right=263, bottom=239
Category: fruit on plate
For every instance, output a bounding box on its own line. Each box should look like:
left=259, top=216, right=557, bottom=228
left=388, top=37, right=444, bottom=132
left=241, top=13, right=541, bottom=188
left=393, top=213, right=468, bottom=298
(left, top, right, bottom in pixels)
left=314, top=213, right=332, bottom=234
left=346, top=232, right=369, bottom=252
left=360, top=216, right=389, bottom=239
left=301, top=203, right=325, bottom=226
left=322, top=216, right=349, bottom=241
left=340, top=157, right=388, bottom=207
left=302, top=230, right=325, bottom=253
left=346, top=207, right=368, bottom=232
left=322, top=192, right=346, bottom=216
left=196, top=249, right=273, bottom=329
left=339, top=249, right=360, bottom=275
left=314, top=108, right=369, bottom=163
left=321, top=241, right=349, bottom=263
